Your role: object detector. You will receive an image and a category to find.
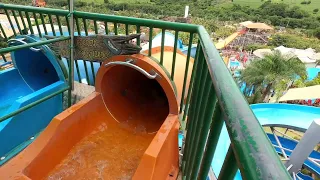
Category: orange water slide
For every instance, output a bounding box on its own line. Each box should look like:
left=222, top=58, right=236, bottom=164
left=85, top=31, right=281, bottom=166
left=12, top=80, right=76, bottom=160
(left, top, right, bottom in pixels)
left=0, top=51, right=194, bottom=179
left=215, top=29, right=246, bottom=50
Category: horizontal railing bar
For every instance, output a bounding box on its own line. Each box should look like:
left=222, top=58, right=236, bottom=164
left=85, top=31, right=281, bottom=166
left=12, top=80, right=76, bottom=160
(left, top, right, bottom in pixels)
left=0, top=3, right=69, bottom=16
left=0, top=36, right=70, bottom=54
left=197, top=25, right=291, bottom=179
left=0, top=86, right=69, bottom=123
left=74, top=11, right=198, bottom=33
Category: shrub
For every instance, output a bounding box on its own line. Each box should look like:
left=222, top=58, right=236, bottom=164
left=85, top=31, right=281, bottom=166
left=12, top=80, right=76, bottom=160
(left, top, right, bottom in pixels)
left=314, top=28, right=320, bottom=39
left=244, top=44, right=273, bottom=51
left=268, top=34, right=320, bottom=52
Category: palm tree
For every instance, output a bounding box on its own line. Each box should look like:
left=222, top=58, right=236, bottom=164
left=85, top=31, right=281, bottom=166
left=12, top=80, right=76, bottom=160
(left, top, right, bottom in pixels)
left=239, top=50, right=306, bottom=103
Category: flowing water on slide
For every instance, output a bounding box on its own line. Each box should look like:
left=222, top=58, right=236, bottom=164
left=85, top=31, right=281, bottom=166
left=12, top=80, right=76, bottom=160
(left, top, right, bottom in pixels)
left=46, top=122, right=154, bottom=180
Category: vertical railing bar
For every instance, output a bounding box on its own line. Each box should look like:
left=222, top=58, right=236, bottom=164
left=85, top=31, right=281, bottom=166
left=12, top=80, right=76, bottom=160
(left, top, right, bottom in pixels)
left=12, top=11, right=22, bottom=34
left=70, top=8, right=80, bottom=83
left=217, top=146, right=238, bottom=180
left=94, top=20, right=98, bottom=34
left=90, top=62, right=96, bottom=84
left=82, top=18, right=95, bottom=84
left=82, top=18, right=88, bottom=36
left=198, top=106, right=224, bottom=180
left=190, top=86, right=218, bottom=179
left=185, top=57, right=208, bottom=179
left=82, top=61, right=91, bottom=85
left=182, top=49, right=204, bottom=175
left=179, top=33, right=194, bottom=114
left=39, top=13, right=48, bottom=35
left=48, top=14, right=55, bottom=36
left=104, top=21, right=109, bottom=34
left=160, top=29, right=165, bottom=65
left=74, top=17, right=81, bottom=83
left=181, top=54, right=200, bottom=173
left=56, top=15, right=63, bottom=36
left=183, top=42, right=201, bottom=122
left=187, top=68, right=212, bottom=180
left=68, top=0, right=75, bottom=106
left=136, top=25, right=140, bottom=46
left=75, top=17, right=81, bottom=35
left=33, top=12, right=42, bottom=37
left=25, top=12, right=34, bottom=35
left=148, top=27, right=153, bottom=57
left=1, top=54, right=7, bottom=63
left=182, top=44, right=202, bottom=149
left=18, top=11, right=27, bottom=34
left=0, top=23, right=8, bottom=40
left=114, top=22, right=118, bottom=35
left=4, top=9, right=17, bottom=36
left=125, top=24, right=129, bottom=35
left=65, top=16, right=71, bottom=35
left=81, top=18, right=92, bottom=85
left=66, top=57, right=70, bottom=68
left=171, top=31, right=179, bottom=79
left=74, top=60, right=82, bottom=83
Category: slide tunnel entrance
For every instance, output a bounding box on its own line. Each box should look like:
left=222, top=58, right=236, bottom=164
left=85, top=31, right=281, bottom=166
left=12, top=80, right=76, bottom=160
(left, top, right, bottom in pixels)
left=101, top=65, right=169, bottom=134
left=0, top=55, right=180, bottom=180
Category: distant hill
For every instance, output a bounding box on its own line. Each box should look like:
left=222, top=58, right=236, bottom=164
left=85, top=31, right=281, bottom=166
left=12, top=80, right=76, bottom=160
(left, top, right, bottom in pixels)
left=232, top=0, right=320, bottom=13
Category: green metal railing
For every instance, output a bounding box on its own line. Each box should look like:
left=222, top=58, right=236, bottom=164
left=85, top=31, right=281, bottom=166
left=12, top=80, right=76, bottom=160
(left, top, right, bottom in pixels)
left=0, top=3, right=291, bottom=179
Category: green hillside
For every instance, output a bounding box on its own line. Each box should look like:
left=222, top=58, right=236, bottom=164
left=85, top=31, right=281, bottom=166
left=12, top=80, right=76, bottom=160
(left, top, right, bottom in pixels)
left=233, top=0, right=320, bottom=13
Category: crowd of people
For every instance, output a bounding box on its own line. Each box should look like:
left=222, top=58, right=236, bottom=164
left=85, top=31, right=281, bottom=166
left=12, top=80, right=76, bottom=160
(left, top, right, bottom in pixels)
left=283, top=99, right=320, bottom=107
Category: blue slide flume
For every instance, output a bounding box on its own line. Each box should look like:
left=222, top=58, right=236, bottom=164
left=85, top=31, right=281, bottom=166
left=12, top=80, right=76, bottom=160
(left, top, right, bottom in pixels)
left=212, top=103, right=320, bottom=179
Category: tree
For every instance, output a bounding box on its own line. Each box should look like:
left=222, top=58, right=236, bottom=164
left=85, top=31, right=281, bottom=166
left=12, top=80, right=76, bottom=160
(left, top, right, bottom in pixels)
left=293, top=73, right=320, bottom=87
left=314, top=8, right=319, bottom=14
left=239, top=50, right=306, bottom=103
left=314, top=28, right=320, bottom=39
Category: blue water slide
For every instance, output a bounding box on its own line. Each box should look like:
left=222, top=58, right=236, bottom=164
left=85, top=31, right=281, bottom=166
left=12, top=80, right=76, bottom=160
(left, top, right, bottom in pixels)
left=0, top=35, right=67, bottom=165
left=177, top=104, right=320, bottom=179
left=213, top=103, right=320, bottom=179
left=268, top=133, right=320, bottom=177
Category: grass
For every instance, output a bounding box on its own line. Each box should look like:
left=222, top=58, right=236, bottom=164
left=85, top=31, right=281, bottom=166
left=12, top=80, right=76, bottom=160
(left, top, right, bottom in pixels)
left=233, top=0, right=320, bottom=13
left=76, top=0, right=320, bottom=14
left=78, top=0, right=151, bottom=4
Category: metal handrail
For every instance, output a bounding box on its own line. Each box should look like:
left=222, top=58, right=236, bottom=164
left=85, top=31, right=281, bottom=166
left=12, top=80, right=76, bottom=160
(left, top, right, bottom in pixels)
left=0, top=36, right=70, bottom=54
left=104, top=59, right=159, bottom=79
left=196, top=26, right=291, bottom=179
left=73, top=11, right=199, bottom=33
left=0, top=4, right=291, bottom=180
left=7, top=38, right=41, bottom=52
left=0, top=86, right=69, bottom=123
left=0, top=3, right=69, bottom=16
